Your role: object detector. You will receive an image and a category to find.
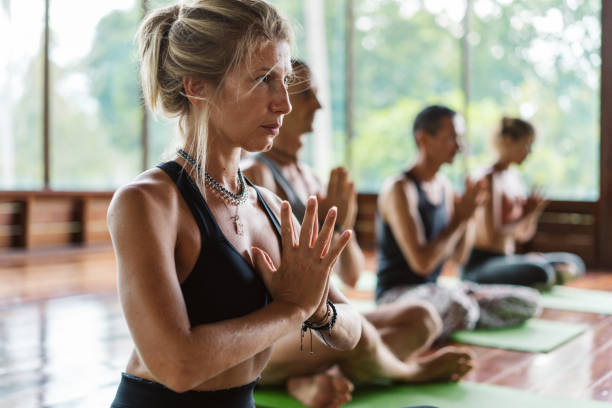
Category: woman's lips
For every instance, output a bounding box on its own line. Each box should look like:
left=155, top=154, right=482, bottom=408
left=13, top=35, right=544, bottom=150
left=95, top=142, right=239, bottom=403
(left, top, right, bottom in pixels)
left=262, top=123, right=281, bottom=135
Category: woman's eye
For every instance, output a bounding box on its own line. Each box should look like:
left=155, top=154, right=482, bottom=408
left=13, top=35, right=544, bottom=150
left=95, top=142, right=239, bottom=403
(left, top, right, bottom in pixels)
left=257, top=75, right=271, bottom=84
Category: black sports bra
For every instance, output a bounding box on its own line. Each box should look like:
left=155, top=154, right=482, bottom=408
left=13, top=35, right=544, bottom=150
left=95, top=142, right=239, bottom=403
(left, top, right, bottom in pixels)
left=158, top=161, right=280, bottom=326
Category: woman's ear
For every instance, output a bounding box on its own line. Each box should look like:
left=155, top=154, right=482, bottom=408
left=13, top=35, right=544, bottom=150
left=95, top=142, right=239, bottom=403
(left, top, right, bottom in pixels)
left=182, top=76, right=208, bottom=107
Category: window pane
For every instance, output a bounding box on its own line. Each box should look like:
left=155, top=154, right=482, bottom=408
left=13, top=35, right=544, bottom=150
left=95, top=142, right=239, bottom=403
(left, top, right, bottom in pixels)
left=0, top=1, right=45, bottom=189
left=467, top=0, right=600, bottom=201
left=49, top=1, right=142, bottom=190
left=351, top=0, right=465, bottom=192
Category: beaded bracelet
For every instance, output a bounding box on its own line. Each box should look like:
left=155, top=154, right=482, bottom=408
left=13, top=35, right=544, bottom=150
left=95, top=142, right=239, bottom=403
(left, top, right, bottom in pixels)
left=300, top=300, right=338, bottom=354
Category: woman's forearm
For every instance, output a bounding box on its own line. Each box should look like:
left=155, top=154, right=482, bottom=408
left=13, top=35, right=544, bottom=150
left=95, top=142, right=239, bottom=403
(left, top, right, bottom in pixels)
left=155, top=300, right=305, bottom=392
left=311, top=302, right=362, bottom=351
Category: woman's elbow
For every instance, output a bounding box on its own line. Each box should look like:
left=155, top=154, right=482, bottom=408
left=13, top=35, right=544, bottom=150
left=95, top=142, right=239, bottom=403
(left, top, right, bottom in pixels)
left=148, top=350, right=214, bottom=393
left=152, top=359, right=199, bottom=393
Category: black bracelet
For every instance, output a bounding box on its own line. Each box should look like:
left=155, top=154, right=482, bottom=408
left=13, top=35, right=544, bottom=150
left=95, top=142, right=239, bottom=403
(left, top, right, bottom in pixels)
left=301, top=300, right=338, bottom=353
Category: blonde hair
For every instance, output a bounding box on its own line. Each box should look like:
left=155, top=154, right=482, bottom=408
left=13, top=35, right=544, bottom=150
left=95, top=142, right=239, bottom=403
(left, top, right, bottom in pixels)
left=137, top=0, right=293, bottom=183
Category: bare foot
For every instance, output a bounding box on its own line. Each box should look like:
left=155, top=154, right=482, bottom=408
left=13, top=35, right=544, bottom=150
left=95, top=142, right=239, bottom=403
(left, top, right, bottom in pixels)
left=287, top=372, right=354, bottom=408
left=410, top=346, right=475, bottom=382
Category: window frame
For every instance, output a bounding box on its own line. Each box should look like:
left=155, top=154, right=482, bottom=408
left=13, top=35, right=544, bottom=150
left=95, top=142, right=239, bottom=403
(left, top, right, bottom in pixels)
left=2, top=0, right=610, bottom=266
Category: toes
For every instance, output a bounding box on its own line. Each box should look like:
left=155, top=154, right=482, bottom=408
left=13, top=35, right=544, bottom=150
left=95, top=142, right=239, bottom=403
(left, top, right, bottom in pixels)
left=332, top=377, right=354, bottom=393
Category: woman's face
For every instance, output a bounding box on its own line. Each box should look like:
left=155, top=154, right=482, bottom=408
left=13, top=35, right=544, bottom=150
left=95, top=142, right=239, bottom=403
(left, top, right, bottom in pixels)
left=207, top=40, right=293, bottom=152
left=500, top=134, right=534, bottom=164
left=279, top=67, right=322, bottom=152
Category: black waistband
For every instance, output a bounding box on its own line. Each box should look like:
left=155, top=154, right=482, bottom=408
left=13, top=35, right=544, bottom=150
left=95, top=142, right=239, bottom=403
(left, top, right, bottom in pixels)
left=111, top=373, right=257, bottom=408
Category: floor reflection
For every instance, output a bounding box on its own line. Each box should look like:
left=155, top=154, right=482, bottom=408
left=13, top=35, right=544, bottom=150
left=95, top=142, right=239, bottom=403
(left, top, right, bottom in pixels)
left=0, top=294, right=130, bottom=408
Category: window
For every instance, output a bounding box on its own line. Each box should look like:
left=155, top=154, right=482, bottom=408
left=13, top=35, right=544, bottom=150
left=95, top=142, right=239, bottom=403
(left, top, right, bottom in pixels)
left=49, top=0, right=142, bottom=189
left=351, top=0, right=464, bottom=192
left=467, top=0, right=601, bottom=200
left=0, top=0, right=603, bottom=201
left=0, top=1, right=45, bottom=189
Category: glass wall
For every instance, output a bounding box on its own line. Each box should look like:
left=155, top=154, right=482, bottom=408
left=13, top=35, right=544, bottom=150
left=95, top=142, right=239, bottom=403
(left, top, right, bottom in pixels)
left=49, top=0, right=142, bottom=189
left=0, top=1, right=45, bottom=189
left=0, top=0, right=602, bottom=200
left=467, top=0, right=601, bottom=200
left=350, top=0, right=464, bottom=192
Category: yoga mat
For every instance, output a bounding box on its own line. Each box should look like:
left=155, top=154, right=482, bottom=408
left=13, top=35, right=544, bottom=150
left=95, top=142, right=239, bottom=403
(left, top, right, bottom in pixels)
left=450, top=318, right=587, bottom=352
left=255, top=381, right=611, bottom=408
left=540, top=286, right=612, bottom=314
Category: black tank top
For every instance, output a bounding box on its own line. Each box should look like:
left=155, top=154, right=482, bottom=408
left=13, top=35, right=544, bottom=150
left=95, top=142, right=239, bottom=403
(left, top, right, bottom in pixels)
left=376, top=171, right=448, bottom=300
left=158, top=161, right=278, bottom=326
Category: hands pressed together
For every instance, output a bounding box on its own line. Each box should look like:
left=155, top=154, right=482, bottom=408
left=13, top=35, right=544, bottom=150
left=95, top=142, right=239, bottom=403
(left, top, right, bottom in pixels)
left=524, top=186, right=549, bottom=216
left=453, top=177, right=489, bottom=223
left=252, top=197, right=352, bottom=322
left=317, top=167, right=358, bottom=231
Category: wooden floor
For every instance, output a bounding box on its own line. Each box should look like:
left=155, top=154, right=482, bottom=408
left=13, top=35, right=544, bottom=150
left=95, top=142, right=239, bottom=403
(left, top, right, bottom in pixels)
left=1, top=249, right=612, bottom=407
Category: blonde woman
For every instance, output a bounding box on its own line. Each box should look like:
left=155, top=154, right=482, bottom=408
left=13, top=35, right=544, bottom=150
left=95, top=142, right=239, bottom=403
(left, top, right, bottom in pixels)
left=107, top=2, right=357, bottom=407
left=464, top=117, right=585, bottom=288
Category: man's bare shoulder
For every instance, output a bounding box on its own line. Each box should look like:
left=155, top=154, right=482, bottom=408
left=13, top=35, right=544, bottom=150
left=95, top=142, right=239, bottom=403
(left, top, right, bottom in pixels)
left=253, top=185, right=283, bottom=216
left=380, top=173, right=415, bottom=199
left=241, top=157, right=276, bottom=190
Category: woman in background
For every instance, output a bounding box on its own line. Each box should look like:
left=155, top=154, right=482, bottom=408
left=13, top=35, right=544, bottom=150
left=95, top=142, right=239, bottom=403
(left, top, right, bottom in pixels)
left=463, top=117, right=585, bottom=288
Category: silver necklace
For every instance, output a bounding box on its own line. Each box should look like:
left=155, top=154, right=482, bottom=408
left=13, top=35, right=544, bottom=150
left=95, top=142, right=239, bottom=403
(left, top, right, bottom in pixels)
left=177, top=148, right=248, bottom=235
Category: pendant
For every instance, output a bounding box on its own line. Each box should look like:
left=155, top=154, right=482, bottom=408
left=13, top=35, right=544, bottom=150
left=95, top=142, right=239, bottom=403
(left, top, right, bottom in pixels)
left=232, top=214, right=244, bottom=235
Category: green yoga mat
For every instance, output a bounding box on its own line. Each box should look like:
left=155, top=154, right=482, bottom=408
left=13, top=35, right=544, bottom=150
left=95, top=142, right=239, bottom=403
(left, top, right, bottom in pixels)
left=450, top=318, right=587, bottom=352
left=540, top=286, right=612, bottom=314
left=255, top=381, right=611, bottom=408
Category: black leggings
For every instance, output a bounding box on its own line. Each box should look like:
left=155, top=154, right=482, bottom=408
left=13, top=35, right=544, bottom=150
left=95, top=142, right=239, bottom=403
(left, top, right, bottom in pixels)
left=462, top=249, right=585, bottom=287
left=110, top=373, right=257, bottom=408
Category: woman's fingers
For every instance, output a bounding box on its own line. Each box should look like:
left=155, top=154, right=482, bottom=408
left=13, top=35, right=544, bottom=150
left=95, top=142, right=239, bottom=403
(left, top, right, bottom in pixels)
left=280, top=201, right=296, bottom=249
left=314, top=207, right=338, bottom=257
left=323, top=230, right=352, bottom=268
left=299, top=197, right=318, bottom=248
left=251, top=247, right=276, bottom=286
left=311, top=201, right=319, bottom=247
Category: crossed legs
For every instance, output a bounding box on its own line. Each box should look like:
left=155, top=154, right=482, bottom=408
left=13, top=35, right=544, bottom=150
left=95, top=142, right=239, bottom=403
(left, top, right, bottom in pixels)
left=262, top=301, right=474, bottom=408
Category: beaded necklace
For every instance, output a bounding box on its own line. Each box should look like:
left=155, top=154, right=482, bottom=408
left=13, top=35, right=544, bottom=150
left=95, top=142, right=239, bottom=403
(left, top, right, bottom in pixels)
left=177, top=148, right=248, bottom=235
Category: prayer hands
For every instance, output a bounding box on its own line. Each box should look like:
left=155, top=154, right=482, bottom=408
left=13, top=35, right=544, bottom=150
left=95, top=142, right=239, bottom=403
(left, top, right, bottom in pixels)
left=524, top=186, right=549, bottom=216
left=317, top=167, right=357, bottom=230
left=454, top=177, right=489, bottom=223
left=252, top=197, right=352, bottom=321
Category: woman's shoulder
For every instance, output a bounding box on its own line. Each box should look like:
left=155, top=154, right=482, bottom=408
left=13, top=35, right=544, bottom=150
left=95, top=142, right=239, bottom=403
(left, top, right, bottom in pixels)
left=108, top=167, right=180, bottom=226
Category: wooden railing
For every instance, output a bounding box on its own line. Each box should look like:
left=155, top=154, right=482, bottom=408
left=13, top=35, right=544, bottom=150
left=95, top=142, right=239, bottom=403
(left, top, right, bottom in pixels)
left=0, top=191, right=114, bottom=252
left=0, top=191, right=600, bottom=267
